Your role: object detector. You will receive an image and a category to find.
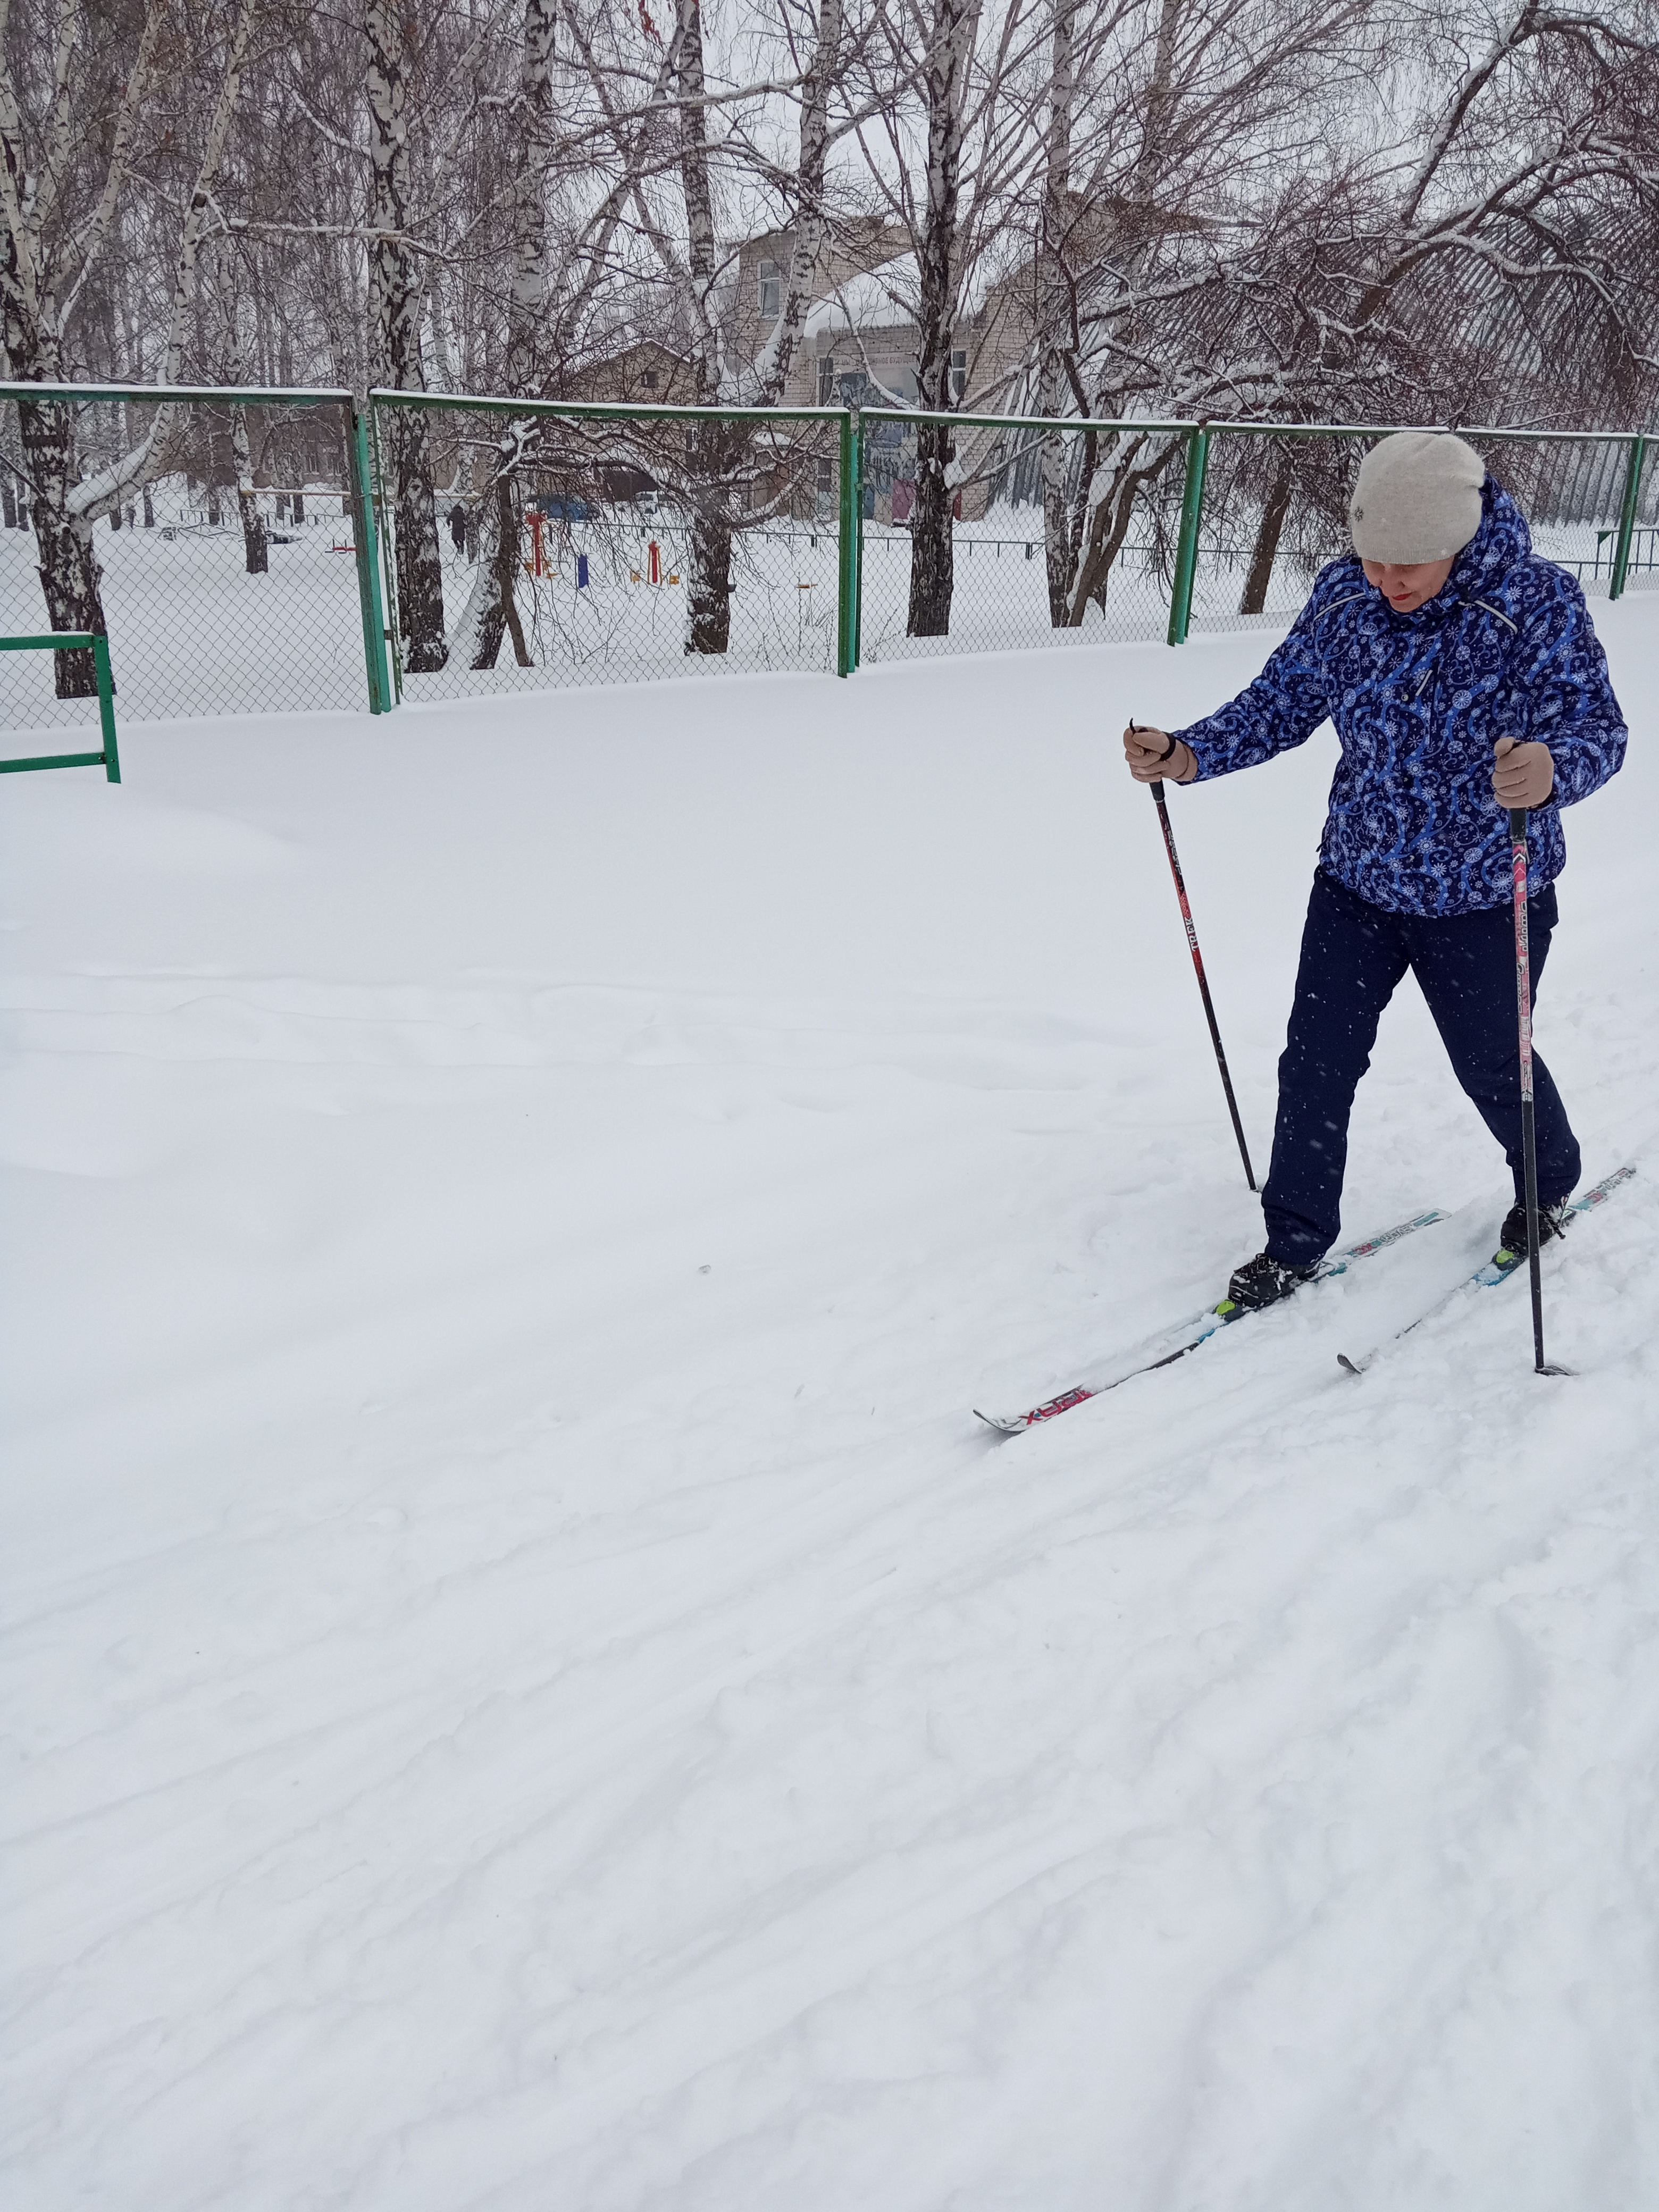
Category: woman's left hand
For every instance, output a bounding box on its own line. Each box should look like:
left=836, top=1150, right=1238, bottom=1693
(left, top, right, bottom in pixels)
left=1493, top=737, right=1555, bottom=809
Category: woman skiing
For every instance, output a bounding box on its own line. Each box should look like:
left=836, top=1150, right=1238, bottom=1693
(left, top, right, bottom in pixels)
left=1123, top=430, right=1627, bottom=1311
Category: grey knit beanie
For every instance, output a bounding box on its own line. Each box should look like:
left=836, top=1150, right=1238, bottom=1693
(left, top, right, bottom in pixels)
left=1348, top=431, right=1486, bottom=563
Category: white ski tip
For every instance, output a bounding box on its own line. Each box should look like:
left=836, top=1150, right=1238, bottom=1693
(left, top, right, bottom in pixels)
left=1336, top=1352, right=1367, bottom=1377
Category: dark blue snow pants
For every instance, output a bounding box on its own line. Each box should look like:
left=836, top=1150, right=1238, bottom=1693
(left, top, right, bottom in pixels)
left=1262, top=868, right=1581, bottom=1267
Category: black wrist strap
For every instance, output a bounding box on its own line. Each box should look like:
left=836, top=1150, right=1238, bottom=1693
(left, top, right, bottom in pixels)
left=1156, top=731, right=1179, bottom=764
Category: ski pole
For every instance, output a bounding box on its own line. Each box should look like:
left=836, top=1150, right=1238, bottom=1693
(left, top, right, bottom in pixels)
left=1509, top=805, right=1566, bottom=1376
left=1135, top=724, right=1257, bottom=1191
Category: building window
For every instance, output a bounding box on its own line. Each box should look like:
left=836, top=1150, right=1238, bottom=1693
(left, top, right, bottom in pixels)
left=642, top=367, right=658, bottom=390
left=817, top=354, right=836, bottom=405
left=950, top=347, right=968, bottom=404
left=757, top=258, right=781, bottom=317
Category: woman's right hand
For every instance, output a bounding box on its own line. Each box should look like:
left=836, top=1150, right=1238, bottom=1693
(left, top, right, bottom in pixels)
left=1124, top=723, right=1196, bottom=784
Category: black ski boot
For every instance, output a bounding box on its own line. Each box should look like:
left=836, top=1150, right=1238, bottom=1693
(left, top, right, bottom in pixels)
left=1222, top=1251, right=1320, bottom=1313
left=1495, top=1197, right=1572, bottom=1262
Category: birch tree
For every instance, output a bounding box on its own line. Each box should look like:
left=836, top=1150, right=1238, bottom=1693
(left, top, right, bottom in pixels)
left=212, top=233, right=268, bottom=572
left=844, top=0, right=1057, bottom=635
left=1036, top=0, right=1076, bottom=626
left=1046, top=0, right=1381, bottom=623
left=902, top=0, right=982, bottom=634
left=449, top=0, right=555, bottom=671
left=366, top=0, right=447, bottom=668
left=571, top=0, right=849, bottom=653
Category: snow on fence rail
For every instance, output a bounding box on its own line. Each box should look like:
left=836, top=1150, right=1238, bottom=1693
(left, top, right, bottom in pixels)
left=0, top=381, right=1652, bottom=740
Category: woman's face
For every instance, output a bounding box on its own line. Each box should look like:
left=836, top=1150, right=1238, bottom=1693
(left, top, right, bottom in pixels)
left=1360, top=554, right=1457, bottom=613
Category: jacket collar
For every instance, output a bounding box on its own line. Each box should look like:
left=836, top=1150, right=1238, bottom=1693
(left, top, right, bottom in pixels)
left=1376, top=480, right=1529, bottom=627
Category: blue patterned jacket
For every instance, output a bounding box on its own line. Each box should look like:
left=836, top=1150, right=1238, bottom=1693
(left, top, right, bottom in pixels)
left=1172, top=482, right=1627, bottom=916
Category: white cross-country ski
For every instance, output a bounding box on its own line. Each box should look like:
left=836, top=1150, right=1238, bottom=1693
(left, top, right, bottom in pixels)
left=1336, top=1163, right=1636, bottom=1377
left=975, top=1207, right=1450, bottom=1434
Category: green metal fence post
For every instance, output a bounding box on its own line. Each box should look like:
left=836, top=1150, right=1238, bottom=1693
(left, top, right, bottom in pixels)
left=1609, top=434, right=1646, bottom=601
left=852, top=407, right=865, bottom=672
left=1167, top=425, right=1210, bottom=645
left=837, top=407, right=862, bottom=676
left=346, top=403, right=393, bottom=712
left=0, top=630, right=119, bottom=776
left=91, top=632, right=120, bottom=781
left=369, top=403, right=404, bottom=703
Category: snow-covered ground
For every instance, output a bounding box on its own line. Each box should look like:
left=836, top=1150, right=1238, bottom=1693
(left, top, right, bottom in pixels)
left=5, top=610, right=1658, bottom=2210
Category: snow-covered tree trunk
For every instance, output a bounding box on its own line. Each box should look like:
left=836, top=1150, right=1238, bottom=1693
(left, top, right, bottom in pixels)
left=215, top=240, right=267, bottom=575
left=0, top=0, right=253, bottom=685
left=232, top=405, right=268, bottom=575
left=1038, top=0, right=1076, bottom=628
left=908, top=0, right=982, bottom=639
left=572, top=0, right=839, bottom=652
left=15, top=396, right=101, bottom=694
left=671, top=0, right=841, bottom=652
left=451, top=466, right=533, bottom=671
left=1065, top=431, right=1179, bottom=623
left=0, top=1, right=162, bottom=691
left=749, top=0, right=841, bottom=400
left=1058, top=0, right=1185, bottom=623
left=449, top=0, right=554, bottom=671
left=504, top=0, right=555, bottom=403
left=366, top=0, right=447, bottom=671
left=674, top=0, right=736, bottom=656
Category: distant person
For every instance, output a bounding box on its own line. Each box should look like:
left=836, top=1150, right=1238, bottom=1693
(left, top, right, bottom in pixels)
left=449, top=502, right=466, bottom=554
left=1124, top=431, right=1627, bottom=1309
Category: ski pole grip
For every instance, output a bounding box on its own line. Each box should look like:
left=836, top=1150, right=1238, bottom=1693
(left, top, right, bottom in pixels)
left=1131, top=720, right=1180, bottom=764
left=1131, top=719, right=1179, bottom=793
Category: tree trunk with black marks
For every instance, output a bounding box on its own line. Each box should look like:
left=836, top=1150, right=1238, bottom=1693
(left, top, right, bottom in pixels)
left=908, top=424, right=955, bottom=636
left=1039, top=0, right=1077, bottom=627
left=1065, top=432, right=1180, bottom=624
left=17, top=397, right=105, bottom=697
left=215, top=247, right=268, bottom=576
left=367, top=0, right=447, bottom=671
left=388, top=413, right=447, bottom=666
left=445, top=0, right=555, bottom=670
left=907, top=0, right=981, bottom=639
left=450, top=452, right=532, bottom=671
left=232, top=405, right=267, bottom=574
left=685, top=418, right=734, bottom=656
left=672, top=0, right=733, bottom=656
left=1, top=0, right=250, bottom=668
left=749, top=0, right=840, bottom=400
left=477, top=467, right=532, bottom=669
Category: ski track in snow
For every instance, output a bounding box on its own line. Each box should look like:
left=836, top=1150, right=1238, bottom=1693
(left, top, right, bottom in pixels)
left=4, top=619, right=1658, bottom=2209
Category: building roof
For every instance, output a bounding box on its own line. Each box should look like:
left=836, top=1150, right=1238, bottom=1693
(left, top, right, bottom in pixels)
left=802, top=255, right=920, bottom=342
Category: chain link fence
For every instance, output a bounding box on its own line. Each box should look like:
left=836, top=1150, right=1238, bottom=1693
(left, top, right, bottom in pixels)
left=856, top=413, right=1656, bottom=664
left=0, top=385, right=371, bottom=761
left=1184, top=426, right=1658, bottom=643
left=368, top=395, right=851, bottom=700
left=0, top=384, right=1649, bottom=752
left=856, top=413, right=1188, bottom=661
